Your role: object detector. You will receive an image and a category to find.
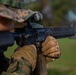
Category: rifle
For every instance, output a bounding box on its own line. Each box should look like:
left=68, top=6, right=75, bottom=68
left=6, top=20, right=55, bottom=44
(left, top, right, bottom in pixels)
left=0, top=15, right=75, bottom=75
left=12, top=21, right=75, bottom=75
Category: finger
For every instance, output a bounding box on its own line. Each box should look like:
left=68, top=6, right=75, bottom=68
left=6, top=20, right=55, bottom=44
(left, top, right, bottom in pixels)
left=42, top=40, right=57, bottom=53
left=42, top=36, right=55, bottom=47
left=47, top=51, right=61, bottom=58
left=42, top=45, right=60, bottom=56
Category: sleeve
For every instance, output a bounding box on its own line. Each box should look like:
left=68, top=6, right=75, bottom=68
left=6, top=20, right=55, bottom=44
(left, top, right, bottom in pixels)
left=1, top=57, right=31, bottom=75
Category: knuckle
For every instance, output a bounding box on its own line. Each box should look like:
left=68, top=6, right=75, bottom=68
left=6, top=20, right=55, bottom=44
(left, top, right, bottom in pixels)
left=47, top=36, right=55, bottom=40
left=56, top=52, right=61, bottom=57
left=51, top=41, right=57, bottom=46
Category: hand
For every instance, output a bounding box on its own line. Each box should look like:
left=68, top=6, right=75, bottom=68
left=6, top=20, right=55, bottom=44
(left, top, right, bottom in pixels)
left=12, top=45, right=37, bottom=71
left=42, top=36, right=61, bottom=62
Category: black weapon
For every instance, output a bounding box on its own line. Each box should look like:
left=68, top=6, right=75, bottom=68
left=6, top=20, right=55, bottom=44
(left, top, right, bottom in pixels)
left=12, top=22, right=75, bottom=75
left=12, top=12, right=76, bottom=47
left=0, top=14, right=76, bottom=75
left=12, top=23, right=75, bottom=47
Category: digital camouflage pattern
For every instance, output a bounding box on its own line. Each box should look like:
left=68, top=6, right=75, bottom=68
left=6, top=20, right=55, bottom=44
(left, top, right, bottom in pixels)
left=1, top=58, right=31, bottom=75
left=0, top=0, right=28, bottom=8
left=0, top=5, right=35, bottom=22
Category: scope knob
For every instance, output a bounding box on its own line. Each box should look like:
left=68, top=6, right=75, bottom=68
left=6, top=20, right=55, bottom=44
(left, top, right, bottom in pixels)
left=33, top=12, right=43, bottom=22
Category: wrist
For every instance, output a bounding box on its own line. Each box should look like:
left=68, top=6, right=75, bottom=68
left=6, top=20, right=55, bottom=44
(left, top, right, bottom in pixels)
left=20, top=59, right=32, bottom=75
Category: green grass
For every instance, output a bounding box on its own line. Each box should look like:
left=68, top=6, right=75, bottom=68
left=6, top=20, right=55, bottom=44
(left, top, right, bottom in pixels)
left=47, top=38, right=76, bottom=75
left=4, top=42, right=17, bottom=58
left=4, top=38, right=76, bottom=75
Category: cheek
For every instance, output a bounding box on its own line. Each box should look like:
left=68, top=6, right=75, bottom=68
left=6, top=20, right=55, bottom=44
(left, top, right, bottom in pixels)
left=0, top=17, right=14, bottom=31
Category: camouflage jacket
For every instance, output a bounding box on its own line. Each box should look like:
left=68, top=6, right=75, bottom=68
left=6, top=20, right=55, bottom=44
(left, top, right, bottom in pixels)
left=1, top=58, right=31, bottom=75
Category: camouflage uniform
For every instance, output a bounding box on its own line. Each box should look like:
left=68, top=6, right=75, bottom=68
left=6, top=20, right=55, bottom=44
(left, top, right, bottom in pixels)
left=0, top=0, right=37, bottom=75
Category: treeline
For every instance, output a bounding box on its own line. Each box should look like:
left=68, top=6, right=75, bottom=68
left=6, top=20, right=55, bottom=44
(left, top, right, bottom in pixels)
left=25, top=0, right=76, bottom=27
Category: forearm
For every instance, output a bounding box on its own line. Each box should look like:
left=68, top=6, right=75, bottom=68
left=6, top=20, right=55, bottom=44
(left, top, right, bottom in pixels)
left=1, top=59, right=31, bottom=75
left=1, top=45, right=37, bottom=75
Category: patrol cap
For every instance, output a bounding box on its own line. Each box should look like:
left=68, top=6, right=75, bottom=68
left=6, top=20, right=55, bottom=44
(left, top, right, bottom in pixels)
left=0, top=4, right=35, bottom=22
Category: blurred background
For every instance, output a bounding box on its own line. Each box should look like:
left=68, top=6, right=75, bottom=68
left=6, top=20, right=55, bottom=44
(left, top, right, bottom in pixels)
left=5, top=0, right=76, bottom=75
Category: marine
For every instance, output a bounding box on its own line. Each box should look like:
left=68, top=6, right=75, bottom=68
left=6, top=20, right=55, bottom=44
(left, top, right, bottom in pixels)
left=0, top=0, right=61, bottom=75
